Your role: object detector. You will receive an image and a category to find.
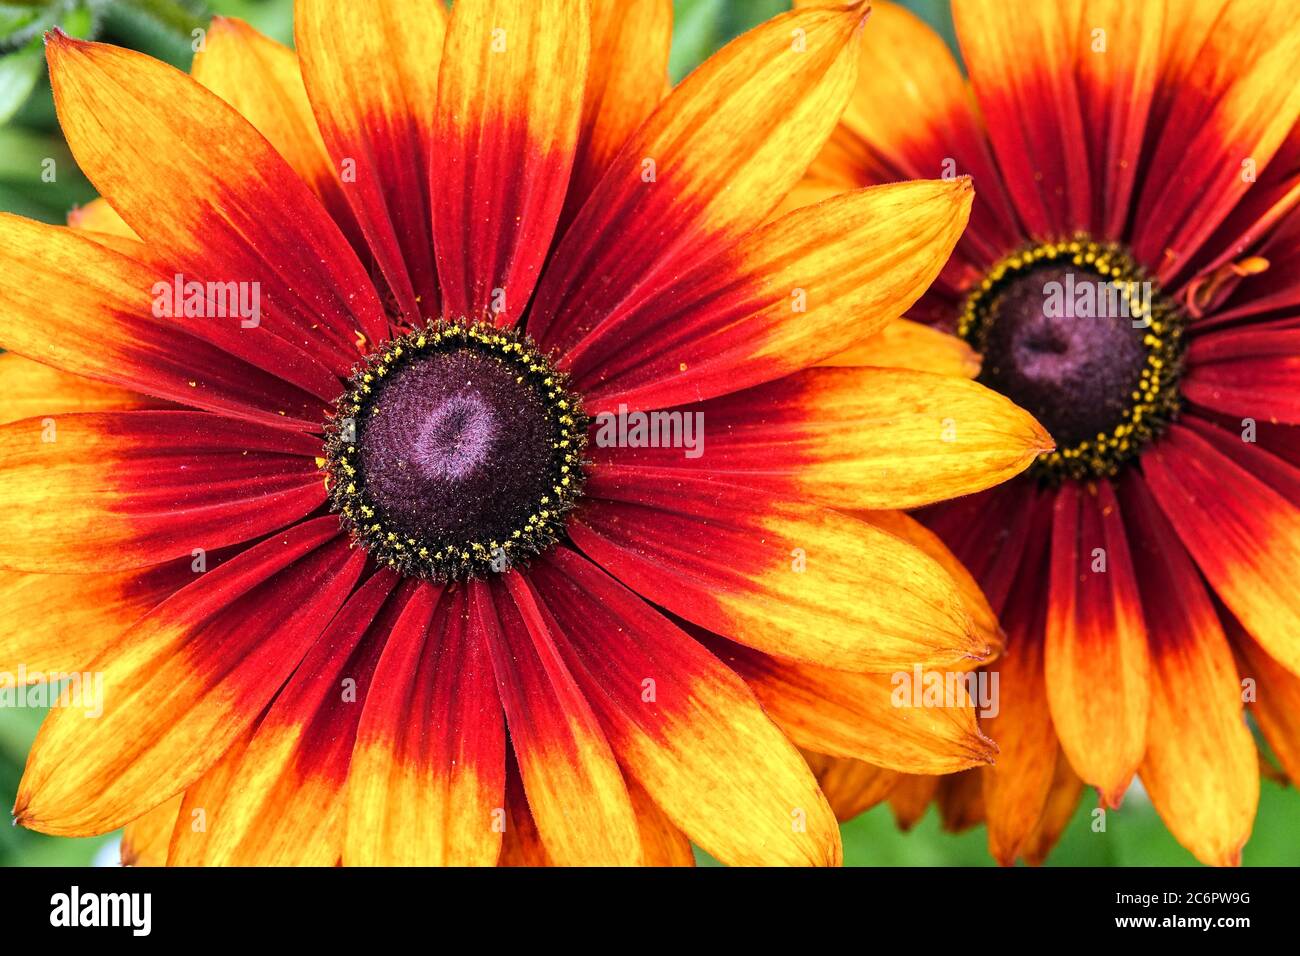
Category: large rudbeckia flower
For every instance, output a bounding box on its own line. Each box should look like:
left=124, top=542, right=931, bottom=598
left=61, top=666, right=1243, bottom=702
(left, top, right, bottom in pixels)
left=798, top=0, right=1300, bottom=866
left=0, top=0, right=1046, bottom=866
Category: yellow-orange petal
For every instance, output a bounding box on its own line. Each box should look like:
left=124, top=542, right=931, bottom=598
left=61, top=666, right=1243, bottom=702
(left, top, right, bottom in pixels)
left=716, top=638, right=996, bottom=774
left=802, top=751, right=900, bottom=823
left=66, top=197, right=137, bottom=239
left=119, top=795, right=183, bottom=866
left=573, top=482, right=987, bottom=672
left=858, top=510, right=1002, bottom=655
left=193, top=16, right=361, bottom=249
left=0, top=353, right=161, bottom=425
left=563, top=0, right=672, bottom=226
left=820, top=318, right=982, bottom=379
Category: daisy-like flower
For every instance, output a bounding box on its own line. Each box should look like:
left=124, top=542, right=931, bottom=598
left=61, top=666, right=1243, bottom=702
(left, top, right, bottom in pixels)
left=797, top=0, right=1300, bottom=865
left=0, top=0, right=1047, bottom=866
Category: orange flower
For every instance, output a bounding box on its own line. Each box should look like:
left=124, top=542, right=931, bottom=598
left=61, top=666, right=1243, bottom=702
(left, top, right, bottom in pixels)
left=0, top=0, right=1046, bottom=866
left=799, top=0, right=1300, bottom=866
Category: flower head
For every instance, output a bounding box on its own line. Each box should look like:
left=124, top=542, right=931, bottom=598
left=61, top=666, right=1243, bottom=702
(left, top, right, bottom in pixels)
left=0, top=0, right=1046, bottom=865
left=800, top=0, right=1300, bottom=865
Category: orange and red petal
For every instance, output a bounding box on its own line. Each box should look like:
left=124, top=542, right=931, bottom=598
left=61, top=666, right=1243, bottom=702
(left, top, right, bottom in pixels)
left=529, top=1, right=870, bottom=354
left=565, top=179, right=973, bottom=410
left=1143, top=420, right=1300, bottom=676
left=14, top=519, right=362, bottom=836
left=1045, top=480, right=1150, bottom=806
left=0, top=353, right=165, bottom=424
left=573, top=470, right=984, bottom=672
left=0, top=411, right=325, bottom=573
left=1121, top=473, right=1257, bottom=867
left=295, top=0, right=446, bottom=319
left=1134, top=2, right=1300, bottom=280
left=588, top=367, right=1047, bottom=514
left=952, top=0, right=1091, bottom=241
left=431, top=0, right=587, bottom=325
left=179, top=571, right=403, bottom=865
left=192, top=16, right=366, bottom=269
left=46, top=34, right=387, bottom=370
left=346, top=583, right=507, bottom=866
left=561, top=0, right=673, bottom=230
left=0, top=215, right=340, bottom=426
left=476, top=574, right=643, bottom=866
left=525, top=548, right=841, bottom=866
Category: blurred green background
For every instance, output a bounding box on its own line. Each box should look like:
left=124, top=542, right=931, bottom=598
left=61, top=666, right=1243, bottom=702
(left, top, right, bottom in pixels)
left=0, top=0, right=1296, bottom=866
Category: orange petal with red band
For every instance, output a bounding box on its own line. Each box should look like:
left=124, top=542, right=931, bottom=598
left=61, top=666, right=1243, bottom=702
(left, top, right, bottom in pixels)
left=562, top=0, right=673, bottom=229
left=953, top=0, right=1091, bottom=240
left=1045, top=480, right=1150, bottom=806
left=0, top=557, right=205, bottom=677
left=193, top=17, right=365, bottom=260
left=14, top=519, right=362, bottom=836
left=476, top=575, right=642, bottom=866
left=530, top=1, right=870, bottom=354
left=566, top=179, right=973, bottom=410
left=0, top=354, right=163, bottom=425
left=296, top=0, right=446, bottom=318
left=712, top=636, right=996, bottom=774
left=185, top=571, right=403, bottom=866
left=0, top=411, right=325, bottom=573
left=346, top=583, right=507, bottom=867
left=821, top=319, right=981, bottom=379
left=573, top=470, right=984, bottom=672
left=1122, top=473, right=1257, bottom=867
left=46, top=34, right=387, bottom=370
left=0, top=214, right=341, bottom=426
left=1134, top=2, right=1300, bottom=280
left=431, top=0, right=587, bottom=324
left=525, top=548, right=841, bottom=866
left=798, top=0, right=1021, bottom=263
left=1144, top=421, right=1300, bottom=677
left=802, top=751, right=899, bottom=823
left=588, top=368, right=1048, bottom=517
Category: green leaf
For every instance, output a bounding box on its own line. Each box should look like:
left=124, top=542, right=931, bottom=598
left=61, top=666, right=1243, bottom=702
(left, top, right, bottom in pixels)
left=0, top=33, right=42, bottom=124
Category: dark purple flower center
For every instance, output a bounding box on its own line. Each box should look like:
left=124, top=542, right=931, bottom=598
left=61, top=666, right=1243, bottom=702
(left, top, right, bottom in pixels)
left=323, top=322, right=587, bottom=580
left=959, top=240, right=1185, bottom=481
